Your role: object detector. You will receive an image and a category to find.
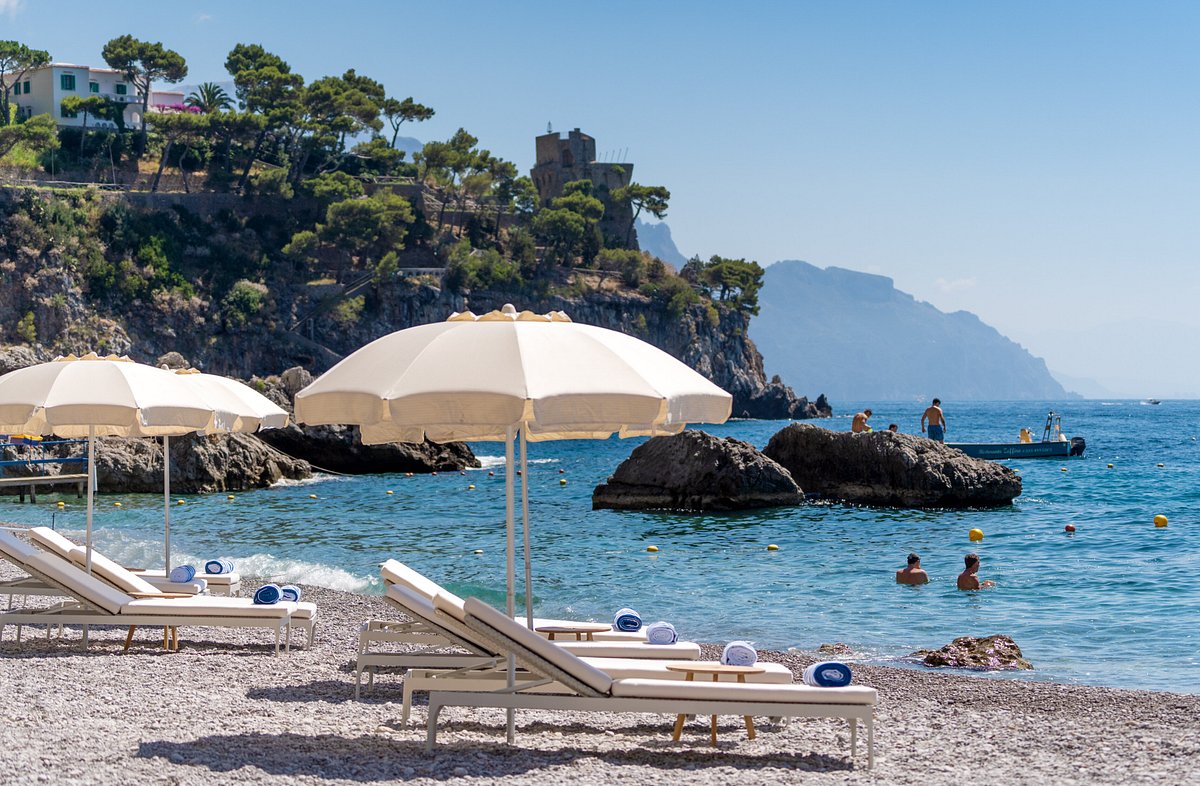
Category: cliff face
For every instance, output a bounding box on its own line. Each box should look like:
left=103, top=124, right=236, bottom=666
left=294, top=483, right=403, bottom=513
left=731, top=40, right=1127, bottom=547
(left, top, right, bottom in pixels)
left=0, top=190, right=827, bottom=420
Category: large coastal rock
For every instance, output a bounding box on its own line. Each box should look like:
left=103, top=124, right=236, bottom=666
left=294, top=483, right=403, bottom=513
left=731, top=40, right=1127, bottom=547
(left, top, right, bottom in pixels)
left=89, top=432, right=311, bottom=493
left=0, top=345, right=49, bottom=375
left=913, top=635, right=1033, bottom=671
left=592, top=430, right=802, bottom=511
left=762, top=424, right=1021, bottom=508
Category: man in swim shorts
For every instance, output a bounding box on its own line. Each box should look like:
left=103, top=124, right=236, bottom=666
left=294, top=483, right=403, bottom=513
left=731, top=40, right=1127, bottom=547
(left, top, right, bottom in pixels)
left=896, top=552, right=929, bottom=585
left=922, top=398, right=946, bottom=442
left=957, top=553, right=995, bottom=590
left=852, top=408, right=873, bottom=433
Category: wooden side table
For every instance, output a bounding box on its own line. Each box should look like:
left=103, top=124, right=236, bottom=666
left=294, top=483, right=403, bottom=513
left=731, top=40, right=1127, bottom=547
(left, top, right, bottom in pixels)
left=665, top=662, right=766, bottom=746
left=533, top=622, right=612, bottom=641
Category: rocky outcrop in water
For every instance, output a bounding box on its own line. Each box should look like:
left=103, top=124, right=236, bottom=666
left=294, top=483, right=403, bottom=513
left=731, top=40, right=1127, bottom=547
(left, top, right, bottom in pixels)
left=253, top=367, right=479, bottom=474
left=592, top=430, right=802, bottom=511
left=913, top=635, right=1033, bottom=671
left=88, top=432, right=310, bottom=493
left=762, top=424, right=1021, bottom=508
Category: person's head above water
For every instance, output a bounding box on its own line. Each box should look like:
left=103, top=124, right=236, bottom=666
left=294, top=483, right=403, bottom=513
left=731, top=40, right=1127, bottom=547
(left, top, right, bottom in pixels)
left=864, top=408, right=872, bottom=416
left=932, top=398, right=941, bottom=406
left=965, top=553, right=979, bottom=569
left=888, top=424, right=898, bottom=432
left=907, top=553, right=921, bottom=566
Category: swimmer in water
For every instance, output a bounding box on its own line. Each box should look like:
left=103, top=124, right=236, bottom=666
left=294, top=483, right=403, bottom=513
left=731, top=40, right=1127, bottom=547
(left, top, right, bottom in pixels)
left=957, top=552, right=995, bottom=590
left=896, top=552, right=929, bottom=585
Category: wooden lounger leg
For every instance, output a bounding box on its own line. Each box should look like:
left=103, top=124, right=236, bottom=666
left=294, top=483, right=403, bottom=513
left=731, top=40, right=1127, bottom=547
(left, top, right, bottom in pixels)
left=671, top=713, right=686, bottom=741
left=171, top=627, right=179, bottom=651
left=124, top=626, right=137, bottom=652
left=744, top=714, right=756, bottom=740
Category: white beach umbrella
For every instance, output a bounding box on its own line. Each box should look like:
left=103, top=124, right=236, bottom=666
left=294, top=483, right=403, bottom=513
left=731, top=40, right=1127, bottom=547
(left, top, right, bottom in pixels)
left=295, top=304, right=731, bottom=740
left=155, top=370, right=290, bottom=572
left=295, top=303, right=731, bottom=620
left=0, top=353, right=215, bottom=571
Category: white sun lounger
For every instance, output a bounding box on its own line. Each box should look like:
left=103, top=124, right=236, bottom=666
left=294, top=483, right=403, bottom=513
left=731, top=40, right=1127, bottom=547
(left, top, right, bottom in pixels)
left=0, top=530, right=315, bottom=653
left=355, top=582, right=703, bottom=699
left=422, top=597, right=876, bottom=768
left=380, top=559, right=647, bottom=641
left=377, top=584, right=791, bottom=723
left=27, top=527, right=209, bottom=596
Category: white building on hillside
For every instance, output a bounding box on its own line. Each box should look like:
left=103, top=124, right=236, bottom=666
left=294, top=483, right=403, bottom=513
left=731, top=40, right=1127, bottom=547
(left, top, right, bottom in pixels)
left=3, top=63, right=143, bottom=129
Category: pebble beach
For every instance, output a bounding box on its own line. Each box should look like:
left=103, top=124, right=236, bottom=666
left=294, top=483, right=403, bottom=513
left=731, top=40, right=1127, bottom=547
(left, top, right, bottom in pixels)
left=2, top=566, right=1196, bottom=786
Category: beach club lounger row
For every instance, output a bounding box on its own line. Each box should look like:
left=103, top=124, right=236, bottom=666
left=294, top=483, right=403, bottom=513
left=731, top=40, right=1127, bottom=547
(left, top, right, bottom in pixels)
left=0, top=530, right=315, bottom=653
left=421, top=597, right=877, bottom=768
left=381, top=583, right=794, bottom=724
left=355, top=561, right=704, bottom=697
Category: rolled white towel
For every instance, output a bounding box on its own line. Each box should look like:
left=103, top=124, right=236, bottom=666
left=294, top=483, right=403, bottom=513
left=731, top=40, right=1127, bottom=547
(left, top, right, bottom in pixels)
left=721, top=640, right=758, bottom=667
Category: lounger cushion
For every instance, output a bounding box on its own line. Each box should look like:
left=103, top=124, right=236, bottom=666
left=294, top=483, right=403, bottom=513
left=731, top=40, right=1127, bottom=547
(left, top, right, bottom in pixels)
left=0, top=528, right=42, bottom=563
left=381, top=559, right=448, bottom=601
left=21, top=550, right=133, bottom=615
left=580, top=657, right=793, bottom=684
left=464, top=597, right=614, bottom=696
left=610, top=678, right=878, bottom=705
left=141, top=575, right=208, bottom=594
left=65, top=547, right=161, bottom=595
left=556, top=640, right=702, bottom=659
left=121, top=597, right=294, bottom=618
left=28, top=527, right=76, bottom=559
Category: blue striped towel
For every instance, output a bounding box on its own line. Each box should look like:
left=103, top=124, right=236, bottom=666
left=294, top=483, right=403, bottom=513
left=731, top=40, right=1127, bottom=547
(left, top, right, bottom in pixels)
left=169, top=564, right=196, bottom=583
left=645, top=621, right=677, bottom=645
left=803, top=661, right=853, bottom=687
left=204, top=559, right=235, bottom=575
left=613, top=607, right=642, bottom=632
left=280, top=585, right=301, bottom=602
left=253, top=584, right=282, bottom=605
left=721, top=641, right=758, bottom=666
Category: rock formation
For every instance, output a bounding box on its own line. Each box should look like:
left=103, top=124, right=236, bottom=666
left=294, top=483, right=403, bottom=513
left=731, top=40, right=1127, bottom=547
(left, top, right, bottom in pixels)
left=89, top=432, right=310, bottom=493
left=912, top=635, right=1033, bottom=671
left=592, top=430, right=802, bottom=511
left=762, top=424, right=1021, bottom=508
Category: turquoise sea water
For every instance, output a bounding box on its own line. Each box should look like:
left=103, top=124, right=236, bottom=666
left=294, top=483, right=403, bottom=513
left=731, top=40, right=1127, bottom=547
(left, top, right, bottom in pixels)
left=3, top=400, right=1197, bottom=694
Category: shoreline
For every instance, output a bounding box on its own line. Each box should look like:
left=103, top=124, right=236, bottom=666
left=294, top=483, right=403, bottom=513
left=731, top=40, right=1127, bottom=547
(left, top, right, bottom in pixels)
left=1, top=573, right=1197, bottom=785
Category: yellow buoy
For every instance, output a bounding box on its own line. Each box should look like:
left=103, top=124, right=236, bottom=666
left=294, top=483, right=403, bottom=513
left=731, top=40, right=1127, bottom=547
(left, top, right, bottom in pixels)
left=309, top=494, right=318, bottom=499
left=113, top=502, right=122, bottom=507
left=386, top=490, right=394, bottom=495
left=176, top=499, right=185, bottom=505
left=468, top=484, right=475, bottom=490
left=646, top=545, right=659, bottom=553
left=56, top=501, right=65, bottom=508
left=969, top=528, right=984, bottom=542
left=1060, top=467, right=1068, bottom=472
left=1107, top=464, right=1114, bottom=469
left=1157, top=463, right=1165, bottom=468
left=473, top=549, right=484, bottom=554
left=227, top=495, right=235, bottom=501
left=767, top=544, right=779, bottom=551
left=1154, top=515, right=1168, bottom=528
left=559, top=479, right=567, bottom=486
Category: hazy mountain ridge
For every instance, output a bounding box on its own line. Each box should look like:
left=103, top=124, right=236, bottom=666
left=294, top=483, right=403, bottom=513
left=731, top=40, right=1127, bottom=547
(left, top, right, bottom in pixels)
left=752, top=260, right=1075, bottom=402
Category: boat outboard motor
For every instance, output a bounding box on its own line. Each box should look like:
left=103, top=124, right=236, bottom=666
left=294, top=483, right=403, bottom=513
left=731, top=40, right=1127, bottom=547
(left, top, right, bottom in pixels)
left=1069, top=437, right=1086, bottom=457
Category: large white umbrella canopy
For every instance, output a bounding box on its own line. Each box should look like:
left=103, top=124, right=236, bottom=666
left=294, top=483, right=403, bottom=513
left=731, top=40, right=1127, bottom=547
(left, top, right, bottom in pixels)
left=0, top=353, right=217, bottom=570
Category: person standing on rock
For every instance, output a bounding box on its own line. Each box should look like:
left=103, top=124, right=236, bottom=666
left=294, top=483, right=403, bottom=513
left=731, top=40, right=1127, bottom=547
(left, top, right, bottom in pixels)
left=852, top=408, right=873, bottom=433
left=957, top=553, right=995, bottom=590
left=921, top=398, right=947, bottom=442
left=896, top=553, right=929, bottom=585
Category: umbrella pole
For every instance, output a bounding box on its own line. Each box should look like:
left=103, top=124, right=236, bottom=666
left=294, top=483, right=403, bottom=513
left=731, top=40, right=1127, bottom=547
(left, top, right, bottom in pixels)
left=163, top=436, right=171, bottom=573
left=504, top=425, right=516, bottom=743
left=520, top=428, right=533, bottom=630
left=85, top=426, right=94, bottom=574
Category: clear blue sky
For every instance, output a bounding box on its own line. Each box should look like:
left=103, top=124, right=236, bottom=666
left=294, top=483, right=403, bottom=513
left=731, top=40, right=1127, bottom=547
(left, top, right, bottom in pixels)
left=6, top=0, right=1198, bottom=396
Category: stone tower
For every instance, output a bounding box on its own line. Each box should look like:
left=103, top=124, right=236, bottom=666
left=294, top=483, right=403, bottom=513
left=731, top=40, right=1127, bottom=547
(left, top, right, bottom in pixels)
left=530, top=128, right=637, bottom=249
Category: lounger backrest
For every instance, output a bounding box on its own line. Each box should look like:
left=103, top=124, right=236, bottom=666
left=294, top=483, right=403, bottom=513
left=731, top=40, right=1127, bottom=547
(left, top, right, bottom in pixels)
left=0, top=529, right=41, bottom=567
left=66, top=548, right=160, bottom=595
left=463, top=597, right=614, bottom=697
left=28, top=527, right=76, bottom=559
left=385, top=584, right=494, bottom=655
left=380, top=559, right=456, bottom=603
left=20, top=550, right=132, bottom=615
left=431, top=589, right=468, bottom=623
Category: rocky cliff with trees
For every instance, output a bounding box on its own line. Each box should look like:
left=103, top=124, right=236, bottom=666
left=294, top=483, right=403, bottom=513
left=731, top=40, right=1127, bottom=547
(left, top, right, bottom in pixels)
left=0, top=36, right=827, bottom=421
